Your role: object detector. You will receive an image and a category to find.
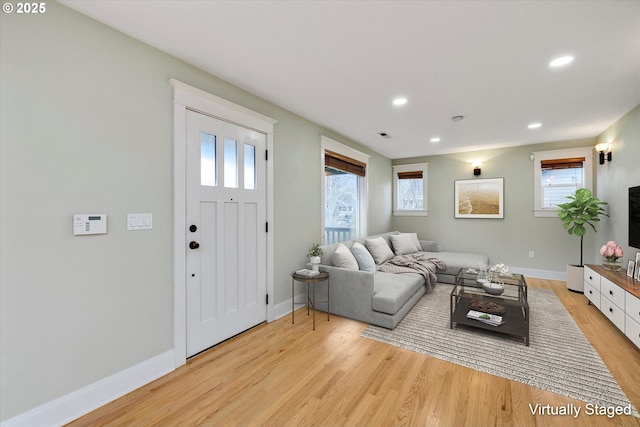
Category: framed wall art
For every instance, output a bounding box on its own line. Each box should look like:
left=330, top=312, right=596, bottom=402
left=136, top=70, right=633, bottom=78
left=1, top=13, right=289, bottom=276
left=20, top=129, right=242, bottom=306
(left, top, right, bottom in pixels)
left=454, top=178, right=504, bottom=219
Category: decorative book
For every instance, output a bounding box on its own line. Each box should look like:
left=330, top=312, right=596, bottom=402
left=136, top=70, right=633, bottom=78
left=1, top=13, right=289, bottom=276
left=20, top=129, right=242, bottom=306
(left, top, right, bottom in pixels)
left=295, top=268, right=320, bottom=277
left=466, top=310, right=504, bottom=326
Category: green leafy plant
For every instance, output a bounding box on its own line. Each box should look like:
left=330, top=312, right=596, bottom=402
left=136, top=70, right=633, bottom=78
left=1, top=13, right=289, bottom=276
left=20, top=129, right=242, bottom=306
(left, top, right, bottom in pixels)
left=557, top=188, right=608, bottom=266
left=307, top=243, right=323, bottom=258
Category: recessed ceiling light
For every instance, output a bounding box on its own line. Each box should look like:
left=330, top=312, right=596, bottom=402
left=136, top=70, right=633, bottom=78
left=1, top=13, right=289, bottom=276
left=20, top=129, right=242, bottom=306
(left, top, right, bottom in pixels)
left=392, top=97, right=407, bottom=106
left=430, top=137, right=441, bottom=143
left=549, top=56, right=574, bottom=67
left=528, top=123, right=542, bottom=129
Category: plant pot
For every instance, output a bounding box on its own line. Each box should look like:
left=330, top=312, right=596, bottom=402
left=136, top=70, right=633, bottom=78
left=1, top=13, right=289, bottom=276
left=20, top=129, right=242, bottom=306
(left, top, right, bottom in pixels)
left=566, top=264, right=584, bottom=293
left=309, top=256, right=321, bottom=271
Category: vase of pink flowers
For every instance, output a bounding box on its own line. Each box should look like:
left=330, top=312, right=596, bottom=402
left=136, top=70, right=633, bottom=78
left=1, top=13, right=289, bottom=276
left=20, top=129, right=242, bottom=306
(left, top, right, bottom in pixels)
left=600, top=241, right=624, bottom=271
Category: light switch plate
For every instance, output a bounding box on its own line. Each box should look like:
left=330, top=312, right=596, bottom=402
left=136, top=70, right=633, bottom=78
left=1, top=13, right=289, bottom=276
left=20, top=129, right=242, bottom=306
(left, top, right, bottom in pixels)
left=127, top=213, right=152, bottom=231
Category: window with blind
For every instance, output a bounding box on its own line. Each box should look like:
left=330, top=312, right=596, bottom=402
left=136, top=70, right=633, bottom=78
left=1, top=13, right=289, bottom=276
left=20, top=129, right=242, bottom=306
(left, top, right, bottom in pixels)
left=541, top=158, right=585, bottom=208
left=321, top=137, right=369, bottom=244
left=393, top=163, right=428, bottom=216
left=533, top=148, right=593, bottom=217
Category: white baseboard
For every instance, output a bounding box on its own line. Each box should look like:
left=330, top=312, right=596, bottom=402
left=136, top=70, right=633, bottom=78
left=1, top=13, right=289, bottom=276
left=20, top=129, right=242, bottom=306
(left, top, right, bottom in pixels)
left=510, top=266, right=566, bottom=281
left=273, top=290, right=309, bottom=321
left=1, top=350, right=175, bottom=427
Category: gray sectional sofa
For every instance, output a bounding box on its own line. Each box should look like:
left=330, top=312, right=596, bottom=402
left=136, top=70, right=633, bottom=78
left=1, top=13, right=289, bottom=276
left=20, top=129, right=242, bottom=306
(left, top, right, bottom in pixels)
left=315, top=231, right=488, bottom=329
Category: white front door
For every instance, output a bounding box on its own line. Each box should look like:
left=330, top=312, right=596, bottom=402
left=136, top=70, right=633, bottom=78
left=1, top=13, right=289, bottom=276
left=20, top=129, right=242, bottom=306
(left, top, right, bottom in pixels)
left=186, top=109, right=267, bottom=357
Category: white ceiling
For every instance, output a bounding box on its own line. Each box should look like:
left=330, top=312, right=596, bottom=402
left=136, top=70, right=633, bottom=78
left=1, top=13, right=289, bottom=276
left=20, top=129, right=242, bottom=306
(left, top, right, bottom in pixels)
left=60, top=0, right=640, bottom=159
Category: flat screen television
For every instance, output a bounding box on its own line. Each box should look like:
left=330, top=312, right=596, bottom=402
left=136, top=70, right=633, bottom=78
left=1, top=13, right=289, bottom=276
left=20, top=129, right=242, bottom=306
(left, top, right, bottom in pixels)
left=630, top=186, right=640, bottom=249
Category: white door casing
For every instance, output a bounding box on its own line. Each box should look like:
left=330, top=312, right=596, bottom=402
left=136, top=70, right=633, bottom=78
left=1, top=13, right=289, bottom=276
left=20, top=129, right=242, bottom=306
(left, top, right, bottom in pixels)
left=171, top=79, right=277, bottom=366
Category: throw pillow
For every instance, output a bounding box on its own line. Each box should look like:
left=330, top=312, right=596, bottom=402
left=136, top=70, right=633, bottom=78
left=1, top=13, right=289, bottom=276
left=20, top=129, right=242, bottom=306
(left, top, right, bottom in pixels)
left=401, top=232, right=423, bottom=251
left=365, top=236, right=395, bottom=264
left=390, top=233, right=419, bottom=256
left=350, top=242, right=376, bottom=273
left=332, top=243, right=359, bottom=270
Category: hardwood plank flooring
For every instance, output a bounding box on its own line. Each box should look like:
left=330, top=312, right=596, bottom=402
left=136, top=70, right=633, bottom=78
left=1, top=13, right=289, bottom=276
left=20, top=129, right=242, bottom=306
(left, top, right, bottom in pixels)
left=67, top=278, right=640, bottom=426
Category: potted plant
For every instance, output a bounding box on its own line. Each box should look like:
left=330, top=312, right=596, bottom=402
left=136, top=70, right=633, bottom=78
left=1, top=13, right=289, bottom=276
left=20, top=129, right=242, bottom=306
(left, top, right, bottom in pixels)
left=307, top=243, right=323, bottom=271
left=557, top=188, right=608, bottom=292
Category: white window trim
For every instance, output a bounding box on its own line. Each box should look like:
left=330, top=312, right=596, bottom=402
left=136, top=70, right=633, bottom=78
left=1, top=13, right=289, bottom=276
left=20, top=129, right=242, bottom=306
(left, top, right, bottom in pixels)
left=320, top=136, right=369, bottom=243
left=393, top=162, right=429, bottom=217
left=532, top=147, right=593, bottom=218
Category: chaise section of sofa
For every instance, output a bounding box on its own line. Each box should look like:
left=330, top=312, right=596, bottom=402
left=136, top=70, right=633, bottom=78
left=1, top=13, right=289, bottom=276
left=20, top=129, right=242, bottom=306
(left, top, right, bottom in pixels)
left=315, top=231, right=488, bottom=328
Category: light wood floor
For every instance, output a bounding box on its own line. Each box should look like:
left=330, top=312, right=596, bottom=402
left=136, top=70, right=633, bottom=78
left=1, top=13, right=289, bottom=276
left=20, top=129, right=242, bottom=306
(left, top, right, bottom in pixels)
left=68, top=278, right=640, bottom=427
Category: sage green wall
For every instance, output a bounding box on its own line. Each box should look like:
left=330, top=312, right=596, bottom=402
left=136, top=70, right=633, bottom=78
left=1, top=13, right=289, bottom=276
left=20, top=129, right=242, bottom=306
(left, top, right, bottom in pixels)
left=0, top=3, right=391, bottom=420
left=595, top=104, right=640, bottom=263
left=391, top=138, right=600, bottom=274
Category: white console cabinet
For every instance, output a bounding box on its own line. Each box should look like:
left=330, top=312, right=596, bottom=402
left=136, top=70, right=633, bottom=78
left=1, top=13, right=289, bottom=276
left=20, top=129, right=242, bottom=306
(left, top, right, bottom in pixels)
left=584, top=264, right=640, bottom=349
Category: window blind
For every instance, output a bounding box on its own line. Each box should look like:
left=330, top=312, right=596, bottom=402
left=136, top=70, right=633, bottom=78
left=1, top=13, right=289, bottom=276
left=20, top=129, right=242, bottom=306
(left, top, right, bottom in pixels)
left=397, top=171, right=423, bottom=180
left=541, top=157, right=585, bottom=170
left=325, top=150, right=366, bottom=177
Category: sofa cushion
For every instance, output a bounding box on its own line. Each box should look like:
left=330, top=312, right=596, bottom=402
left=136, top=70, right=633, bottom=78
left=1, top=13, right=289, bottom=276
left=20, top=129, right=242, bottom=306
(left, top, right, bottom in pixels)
left=319, top=240, right=353, bottom=266
left=402, top=232, right=423, bottom=251
left=332, top=243, right=359, bottom=270
left=418, top=240, right=438, bottom=252
left=318, top=232, right=399, bottom=266
left=372, top=272, right=425, bottom=315
left=390, top=233, right=419, bottom=255
left=354, top=231, right=399, bottom=249
left=351, top=242, right=376, bottom=273
left=365, top=236, right=395, bottom=264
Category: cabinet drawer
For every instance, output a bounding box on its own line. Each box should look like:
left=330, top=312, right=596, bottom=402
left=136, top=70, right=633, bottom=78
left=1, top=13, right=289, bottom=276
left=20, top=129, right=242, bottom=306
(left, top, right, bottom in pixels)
left=625, top=315, right=640, bottom=349
left=601, top=277, right=625, bottom=309
left=626, top=293, right=640, bottom=324
left=601, top=297, right=625, bottom=331
left=584, top=266, right=600, bottom=289
left=584, top=281, right=600, bottom=309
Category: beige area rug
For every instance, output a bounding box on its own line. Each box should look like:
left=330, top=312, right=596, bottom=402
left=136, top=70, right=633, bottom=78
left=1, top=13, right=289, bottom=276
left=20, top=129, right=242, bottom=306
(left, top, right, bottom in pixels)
left=361, top=284, right=639, bottom=417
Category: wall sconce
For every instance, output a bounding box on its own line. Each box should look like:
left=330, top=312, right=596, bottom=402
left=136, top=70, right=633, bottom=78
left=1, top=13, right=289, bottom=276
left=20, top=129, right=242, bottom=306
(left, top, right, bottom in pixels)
left=595, top=143, right=612, bottom=165
left=472, top=161, right=482, bottom=176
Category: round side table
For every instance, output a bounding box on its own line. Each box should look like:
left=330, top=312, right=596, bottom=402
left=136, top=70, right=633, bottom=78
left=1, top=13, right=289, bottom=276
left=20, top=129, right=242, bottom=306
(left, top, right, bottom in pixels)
left=291, top=270, right=331, bottom=330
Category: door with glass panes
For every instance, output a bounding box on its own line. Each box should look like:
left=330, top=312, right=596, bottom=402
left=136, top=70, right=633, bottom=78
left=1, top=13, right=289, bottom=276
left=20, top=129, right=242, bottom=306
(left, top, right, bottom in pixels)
left=186, top=110, right=267, bottom=357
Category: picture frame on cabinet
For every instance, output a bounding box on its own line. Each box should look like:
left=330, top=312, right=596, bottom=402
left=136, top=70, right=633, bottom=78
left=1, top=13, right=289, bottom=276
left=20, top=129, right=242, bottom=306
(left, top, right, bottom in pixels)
left=627, top=260, right=635, bottom=278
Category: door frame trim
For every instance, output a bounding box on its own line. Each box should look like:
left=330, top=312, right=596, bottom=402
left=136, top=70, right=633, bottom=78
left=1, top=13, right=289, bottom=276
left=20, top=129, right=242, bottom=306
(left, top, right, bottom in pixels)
left=170, top=79, right=277, bottom=367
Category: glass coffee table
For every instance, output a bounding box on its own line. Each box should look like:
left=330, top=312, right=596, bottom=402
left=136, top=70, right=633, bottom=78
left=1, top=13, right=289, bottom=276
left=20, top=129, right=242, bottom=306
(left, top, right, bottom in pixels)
left=450, top=268, right=530, bottom=346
